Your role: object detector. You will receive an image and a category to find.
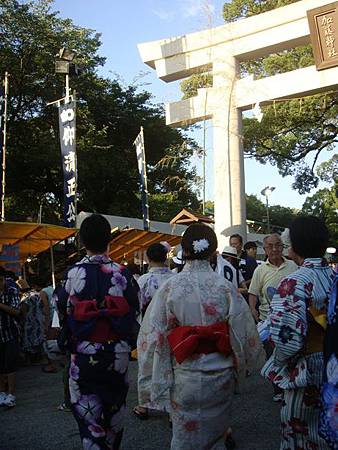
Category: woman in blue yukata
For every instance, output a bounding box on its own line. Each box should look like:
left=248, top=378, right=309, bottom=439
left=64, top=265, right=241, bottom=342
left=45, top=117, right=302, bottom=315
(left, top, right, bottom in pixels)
left=319, top=271, right=338, bottom=449
left=134, top=241, right=174, bottom=419
left=56, top=214, right=139, bottom=450
left=138, top=241, right=174, bottom=318
left=262, top=216, right=335, bottom=450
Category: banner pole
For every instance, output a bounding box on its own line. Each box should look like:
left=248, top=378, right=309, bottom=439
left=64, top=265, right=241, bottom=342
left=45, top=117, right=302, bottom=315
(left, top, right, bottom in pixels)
left=140, top=126, right=150, bottom=231
left=50, top=241, right=56, bottom=289
left=1, top=72, right=9, bottom=222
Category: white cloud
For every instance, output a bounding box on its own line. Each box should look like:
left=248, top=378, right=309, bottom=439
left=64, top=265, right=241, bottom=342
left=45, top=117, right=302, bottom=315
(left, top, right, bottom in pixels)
left=180, top=0, right=215, bottom=18
left=151, top=8, right=176, bottom=21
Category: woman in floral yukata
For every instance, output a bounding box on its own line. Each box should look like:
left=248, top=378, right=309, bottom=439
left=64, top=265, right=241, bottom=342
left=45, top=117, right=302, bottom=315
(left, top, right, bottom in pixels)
left=262, top=216, right=335, bottom=450
left=133, top=241, right=174, bottom=419
left=138, top=223, right=264, bottom=450
left=138, top=242, right=174, bottom=318
left=320, top=271, right=338, bottom=449
left=56, top=214, right=139, bottom=450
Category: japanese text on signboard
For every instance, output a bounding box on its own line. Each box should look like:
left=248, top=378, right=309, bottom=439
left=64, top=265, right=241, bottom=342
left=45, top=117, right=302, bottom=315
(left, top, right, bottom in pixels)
left=58, top=101, right=77, bottom=227
left=307, top=2, right=338, bottom=70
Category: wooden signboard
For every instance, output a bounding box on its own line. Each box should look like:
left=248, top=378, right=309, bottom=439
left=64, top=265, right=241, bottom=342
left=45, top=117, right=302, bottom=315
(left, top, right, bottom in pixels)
left=307, top=2, right=338, bottom=70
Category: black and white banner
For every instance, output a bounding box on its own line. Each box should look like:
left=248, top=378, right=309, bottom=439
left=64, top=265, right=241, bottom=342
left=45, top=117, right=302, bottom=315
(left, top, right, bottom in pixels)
left=133, top=127, right=150, bottom=231
left=58, top=101, right=77, bottom=228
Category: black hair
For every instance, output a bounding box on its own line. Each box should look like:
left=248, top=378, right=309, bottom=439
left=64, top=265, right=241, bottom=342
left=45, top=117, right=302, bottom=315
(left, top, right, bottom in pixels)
left=289, top=216, right=329, bottom=259
left=5, top=270, right=18, bottom=281
left=244, top=241, right=257, bottom=251
left=126, top=262, right=141, bottom=276
left=230, top=233, right=243, bottom=244
left=146, top=243, right=168, bottom=263
left=181, top=223, right=217, bottom=260
left=0, top=266, right=6, bottom=277
left=79, top=214, right=111, bottom=253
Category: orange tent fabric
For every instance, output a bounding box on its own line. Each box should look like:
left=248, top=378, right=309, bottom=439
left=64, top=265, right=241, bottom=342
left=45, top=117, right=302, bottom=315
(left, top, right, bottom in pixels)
left=0, top=222, right=77, bottom=263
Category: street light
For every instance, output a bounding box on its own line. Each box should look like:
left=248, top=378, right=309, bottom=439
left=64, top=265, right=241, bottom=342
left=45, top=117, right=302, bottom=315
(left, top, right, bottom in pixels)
left=261, top=186, right=275, bottom=233
left=55, top=48, right=77, bottom=103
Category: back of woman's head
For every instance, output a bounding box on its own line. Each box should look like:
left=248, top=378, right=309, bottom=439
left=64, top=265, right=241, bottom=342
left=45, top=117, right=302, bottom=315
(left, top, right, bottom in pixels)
left=79, top=214, right=111, bottom=253
left=181, top=223, right=217, bottom=260
left=146, top=243, right=168, bottom=263
left=289, top=216, right=329, bottom=259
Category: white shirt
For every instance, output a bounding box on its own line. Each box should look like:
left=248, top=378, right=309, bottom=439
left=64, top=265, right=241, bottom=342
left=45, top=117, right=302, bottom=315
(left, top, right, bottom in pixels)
left=216, top=255, right=244, bottom=289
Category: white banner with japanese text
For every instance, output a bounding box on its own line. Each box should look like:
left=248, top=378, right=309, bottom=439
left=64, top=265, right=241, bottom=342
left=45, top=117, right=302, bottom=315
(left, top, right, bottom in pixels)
left=133, top=127, right=150, bottom=231
left=58, top=101, right=77, bottom=228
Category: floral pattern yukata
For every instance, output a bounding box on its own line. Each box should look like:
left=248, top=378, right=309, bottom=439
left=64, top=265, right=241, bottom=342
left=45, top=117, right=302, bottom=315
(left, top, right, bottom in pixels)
left=137, top=267, right=174, bottom=317
left=21, top=290, right=45, bottom=353
left=56, top=255, right=139, bottom=450
left=319, top=272, right=338, bottom=449
left=138, top=259, right=264, bottom=450
left=262, top=258, right=335, bottom=450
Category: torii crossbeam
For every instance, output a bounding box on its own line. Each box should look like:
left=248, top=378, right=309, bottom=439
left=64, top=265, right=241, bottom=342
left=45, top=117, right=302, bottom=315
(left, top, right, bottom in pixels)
left=138, top=0, right=338, bottom=247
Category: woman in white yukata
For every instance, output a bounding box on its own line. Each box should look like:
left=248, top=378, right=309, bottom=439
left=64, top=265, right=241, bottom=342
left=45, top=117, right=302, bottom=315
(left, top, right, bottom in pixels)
left=137, top=224, right=264, bottom=450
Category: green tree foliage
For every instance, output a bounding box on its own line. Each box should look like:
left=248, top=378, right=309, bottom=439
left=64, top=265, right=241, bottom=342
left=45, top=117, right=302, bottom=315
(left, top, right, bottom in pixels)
left=222, top=0, right=298, bottom=21
left=0, top=0, right=200, bottom=224
left=201, top=195, right=299, bottom=228
left=302, top=187, right=338, bottom=245
left=181, top=0, right=338, bottom=194
left=181, top=73, right=212, bottom=99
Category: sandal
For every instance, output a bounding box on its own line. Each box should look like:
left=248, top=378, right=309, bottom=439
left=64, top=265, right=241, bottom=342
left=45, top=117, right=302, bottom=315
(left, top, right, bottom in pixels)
left=57, top=402, right=71, bottom=412
left=133, top=406, right=149, bottom=420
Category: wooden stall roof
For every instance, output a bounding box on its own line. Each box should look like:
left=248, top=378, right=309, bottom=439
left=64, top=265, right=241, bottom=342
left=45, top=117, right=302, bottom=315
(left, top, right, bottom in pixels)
left=0, top=221, right=77, bottom=262
left=108, top=228, right=181, bottom=262
left=170, top=208, right=214, bottom=225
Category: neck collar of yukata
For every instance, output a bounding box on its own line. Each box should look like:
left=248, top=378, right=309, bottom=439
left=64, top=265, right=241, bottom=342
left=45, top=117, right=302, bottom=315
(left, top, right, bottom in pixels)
left=82, top=254, right=111, bottom=264
left=148, top=266, right=170, bottom=273
left=302, top=258, right=328, bottom=269
left=183, top=259, right=212, bottom=272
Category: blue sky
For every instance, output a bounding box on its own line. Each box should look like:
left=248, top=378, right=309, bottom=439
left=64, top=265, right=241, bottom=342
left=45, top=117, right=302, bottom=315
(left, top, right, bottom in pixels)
left=51, top=0, right=331, bottom=209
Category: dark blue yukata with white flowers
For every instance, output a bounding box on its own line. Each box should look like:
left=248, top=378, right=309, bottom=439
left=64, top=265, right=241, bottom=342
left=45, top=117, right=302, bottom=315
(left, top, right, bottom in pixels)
left=56, top=255, right=139, bottom=450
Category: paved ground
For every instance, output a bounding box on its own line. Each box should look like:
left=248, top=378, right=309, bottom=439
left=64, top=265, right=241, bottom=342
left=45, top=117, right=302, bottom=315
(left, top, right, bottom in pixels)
left=1, top=362, right=281, bottom=450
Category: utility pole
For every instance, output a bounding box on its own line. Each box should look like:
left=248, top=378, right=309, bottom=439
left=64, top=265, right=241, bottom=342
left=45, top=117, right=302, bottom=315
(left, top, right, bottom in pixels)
left=1, top=72, right=9, bottom=222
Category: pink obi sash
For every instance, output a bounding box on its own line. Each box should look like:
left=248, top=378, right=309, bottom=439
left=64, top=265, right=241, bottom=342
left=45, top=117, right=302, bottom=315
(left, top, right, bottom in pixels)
left=73, top=296, right=130, bottom=322
left=168, top=322, right=231, bottom=364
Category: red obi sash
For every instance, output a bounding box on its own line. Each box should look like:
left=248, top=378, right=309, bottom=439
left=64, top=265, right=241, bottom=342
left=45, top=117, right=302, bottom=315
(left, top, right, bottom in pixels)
left=167, top=322, right=231, bottom=364
left=73, top=296, right=130, bottom=321
left=72, top=296, right=130, bottom=343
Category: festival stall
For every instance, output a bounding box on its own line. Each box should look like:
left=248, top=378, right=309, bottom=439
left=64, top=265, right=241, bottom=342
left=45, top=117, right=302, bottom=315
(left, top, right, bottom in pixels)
left=0, top=221, right=77, bottom=285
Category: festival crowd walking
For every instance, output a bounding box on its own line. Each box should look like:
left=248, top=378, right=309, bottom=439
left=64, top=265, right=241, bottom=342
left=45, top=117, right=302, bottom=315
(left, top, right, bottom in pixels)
left=0, top=214, right=337, bottom=450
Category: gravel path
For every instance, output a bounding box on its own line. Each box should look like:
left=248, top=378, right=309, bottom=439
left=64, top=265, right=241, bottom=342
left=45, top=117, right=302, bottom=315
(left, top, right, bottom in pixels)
left=0, top=361, right=280, bottom=449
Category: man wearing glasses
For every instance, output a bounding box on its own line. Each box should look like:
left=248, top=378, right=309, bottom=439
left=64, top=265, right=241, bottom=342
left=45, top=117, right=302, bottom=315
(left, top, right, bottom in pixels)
left=248, top=234, right=297, bottom=323
left=249, top=234, right=298, bottom=402
left=248, top=234, right=298, bottom=401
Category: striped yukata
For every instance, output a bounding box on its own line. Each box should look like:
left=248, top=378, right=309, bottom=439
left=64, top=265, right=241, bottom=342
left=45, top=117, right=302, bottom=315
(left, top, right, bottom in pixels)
left=262, top=258, right=335, bottom=450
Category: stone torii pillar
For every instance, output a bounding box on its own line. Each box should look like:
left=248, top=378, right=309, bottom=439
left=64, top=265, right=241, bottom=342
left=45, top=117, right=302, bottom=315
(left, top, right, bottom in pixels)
left=138, top=0, right=338, bottom=249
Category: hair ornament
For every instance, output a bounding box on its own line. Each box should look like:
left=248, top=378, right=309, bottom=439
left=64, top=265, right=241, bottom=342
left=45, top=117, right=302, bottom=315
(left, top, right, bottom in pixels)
left=192, top=238, right=209, bottom=253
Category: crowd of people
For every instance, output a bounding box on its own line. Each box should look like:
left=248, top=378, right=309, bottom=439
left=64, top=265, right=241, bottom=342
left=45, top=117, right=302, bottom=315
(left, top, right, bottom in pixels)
left=0, top=269, right=56, bottom=408
left=0, top=213, right=337, bottom=450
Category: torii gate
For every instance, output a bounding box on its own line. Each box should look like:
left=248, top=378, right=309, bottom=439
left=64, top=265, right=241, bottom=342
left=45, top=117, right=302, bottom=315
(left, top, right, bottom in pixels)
left=138, top=0, right=338, bottom=248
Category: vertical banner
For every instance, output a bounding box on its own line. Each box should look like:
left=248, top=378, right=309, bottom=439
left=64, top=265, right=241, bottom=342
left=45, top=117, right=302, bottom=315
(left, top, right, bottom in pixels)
left=0, top=84, right=4, bottom=205
left=58, top=101, right=77, bottom=227
left=133, top=127, right=150, bottom=231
